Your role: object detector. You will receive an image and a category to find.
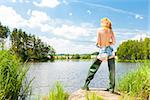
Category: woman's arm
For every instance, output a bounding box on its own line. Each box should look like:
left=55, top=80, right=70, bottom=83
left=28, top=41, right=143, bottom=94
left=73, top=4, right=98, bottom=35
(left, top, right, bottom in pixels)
left=96, top=29, right=101, bottom=47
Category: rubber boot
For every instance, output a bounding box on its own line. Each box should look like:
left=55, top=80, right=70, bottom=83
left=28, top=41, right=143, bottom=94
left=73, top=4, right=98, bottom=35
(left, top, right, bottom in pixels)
left=107, top=58, right=115, bottom=93
left=82, top=58, right=102, bottom=90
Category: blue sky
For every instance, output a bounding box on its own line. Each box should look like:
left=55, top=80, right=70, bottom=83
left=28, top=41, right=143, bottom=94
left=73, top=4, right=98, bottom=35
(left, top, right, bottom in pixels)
left=0, top=0, right=150, bottom=54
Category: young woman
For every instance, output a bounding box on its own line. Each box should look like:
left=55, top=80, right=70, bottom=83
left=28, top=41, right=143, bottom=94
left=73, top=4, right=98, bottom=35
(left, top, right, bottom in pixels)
left=82, top=18, right=116, bottom=93
left=97, top=18, right=115, bottom=60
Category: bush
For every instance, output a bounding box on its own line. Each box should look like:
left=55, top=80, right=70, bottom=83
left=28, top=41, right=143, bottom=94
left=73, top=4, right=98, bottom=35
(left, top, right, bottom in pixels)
left=72, top=54, right=80, bottom=59
left=80, top=54, right=91, bottom=59
left=0, top=50, right=32, bottom=100
left=117, top=63, right=150, bottom=99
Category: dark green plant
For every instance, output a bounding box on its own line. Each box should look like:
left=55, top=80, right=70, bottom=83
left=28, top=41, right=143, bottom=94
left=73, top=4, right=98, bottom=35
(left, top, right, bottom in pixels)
left=72, top=54, right=80, bottom=59
left=80, top=54, right=91, bottom=59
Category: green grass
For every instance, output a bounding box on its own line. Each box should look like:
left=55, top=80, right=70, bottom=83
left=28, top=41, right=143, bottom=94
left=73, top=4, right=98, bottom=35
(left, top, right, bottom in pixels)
left=117, top=63, right=150, bottom=100
left=47, top=82, right=69, bottom=100
left=0, top=50, right=32, bottom=100
left=86, top=92, right=103, bottom=100
left=40, top=82, right=104, bottom=100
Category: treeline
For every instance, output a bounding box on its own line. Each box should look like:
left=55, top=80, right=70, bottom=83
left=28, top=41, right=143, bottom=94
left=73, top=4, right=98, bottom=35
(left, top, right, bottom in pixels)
left=0, top=22, right=55, bottom=62
left=55, top=52, right=99, bottom=60
left=116, top=38, right=150, bottom=61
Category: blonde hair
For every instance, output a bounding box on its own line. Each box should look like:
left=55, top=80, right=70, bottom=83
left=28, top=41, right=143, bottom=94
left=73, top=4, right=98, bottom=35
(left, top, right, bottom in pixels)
left=101, top=18, right=112, bottom=29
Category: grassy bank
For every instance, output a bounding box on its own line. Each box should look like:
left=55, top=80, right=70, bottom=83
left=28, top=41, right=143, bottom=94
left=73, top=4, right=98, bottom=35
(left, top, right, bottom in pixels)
left=117, top=59, right=150, bottom=63
left=117, top=63, right=150, bottom=99
left=54, top=53, right=97, bottom=60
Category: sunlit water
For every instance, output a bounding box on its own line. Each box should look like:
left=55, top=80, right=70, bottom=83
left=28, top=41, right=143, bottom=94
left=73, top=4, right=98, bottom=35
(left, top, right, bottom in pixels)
left=27, top=59, right=140, bottom=96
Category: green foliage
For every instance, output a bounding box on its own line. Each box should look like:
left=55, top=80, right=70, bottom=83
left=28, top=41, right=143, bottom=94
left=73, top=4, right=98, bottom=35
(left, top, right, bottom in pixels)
left=0, top=22, right=56, bottom=62
left=117, top=63, right=150, bottom=99
left=72, top=54, right=80, bottom=59
left=10, top=28, right=55, bottom=62
left=86, top=92, right=103, bottom=100
left=116, top=38, right=150, bottom=61
left=0, top=23, right=10, bottom=50
left=55, top=54, right=93, bottom=60
left=91, top=52, right=99, bottom=55
left=80, top=54, right=91, bottom=59
left=48, top=82, right=69, bottom=100
left=0, top=50, right=32, bottom=100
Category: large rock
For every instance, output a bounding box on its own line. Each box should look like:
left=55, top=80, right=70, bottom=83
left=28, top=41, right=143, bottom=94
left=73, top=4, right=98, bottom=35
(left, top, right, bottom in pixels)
left=69, top=88, right=121, bottom=100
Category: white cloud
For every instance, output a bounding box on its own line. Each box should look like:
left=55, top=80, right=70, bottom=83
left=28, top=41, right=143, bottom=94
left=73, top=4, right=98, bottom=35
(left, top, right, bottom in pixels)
left=26, top=10, right=94, bottom=40
left=25, top=0, right=30, bottom=3
left=11, top=0, right=30, bottom=3
left=0, top=5, right=26, bottom=28
left=27, top=9, right=31, bottom=15
left=69, top=12, right=73, bottom=16
left=39, top=36, right=98, bottom=54
left=26, top=10, right=68, bottom=30
left=51, top=24, right=91, bottom=39
left=33, top=0, right=60, bottom=8
left=87, top=10, right=92, bottom=15
left=114, top=28, right=147, bottom=35
left=135, top=14, right=143, bottom=20
left=11, top=0, right=16, bottom=3
left=41, top=24, right=53, bottom=32
left=26, top=10, right=50, bottom=28
left=63, top=0, right=69, bottom=5
left=19, top=0, right=23, bottom=3
left=1, top=5, right=96, bottom=54
left=80, top=22, right=95, bottom=28
left=119, top=34, right=150, bottom=47
left=0, top=6, right=132, bottom=53
left=131, top=34, right=150, bottom=40
left=0, top=5, right=95, bottom=42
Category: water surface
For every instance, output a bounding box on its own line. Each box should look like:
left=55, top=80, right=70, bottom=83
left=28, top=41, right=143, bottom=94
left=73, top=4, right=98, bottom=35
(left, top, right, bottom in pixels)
left=28, top=59, right=140, bottom=96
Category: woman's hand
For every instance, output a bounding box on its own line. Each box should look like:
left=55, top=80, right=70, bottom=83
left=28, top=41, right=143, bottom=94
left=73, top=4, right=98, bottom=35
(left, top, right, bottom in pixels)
left=96, top=43, right=102, bottom=48
left=96, top=43, right=99, bottom=47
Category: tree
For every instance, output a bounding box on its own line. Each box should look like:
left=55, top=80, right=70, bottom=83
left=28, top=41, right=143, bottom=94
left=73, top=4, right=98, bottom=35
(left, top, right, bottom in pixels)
left=116, top=38, right=150, bottom=61
left=0, top=23, right=9, bottom=50
left=72, top=54, right=80, bottom=59
left=10, top=28, right=56, bottom=62
left=0, top=22, right=56, bottom=62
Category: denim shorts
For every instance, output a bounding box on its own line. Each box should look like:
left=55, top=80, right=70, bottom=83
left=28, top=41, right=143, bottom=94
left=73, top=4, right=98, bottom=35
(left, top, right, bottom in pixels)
left=98, top=46, right=113, bottom=57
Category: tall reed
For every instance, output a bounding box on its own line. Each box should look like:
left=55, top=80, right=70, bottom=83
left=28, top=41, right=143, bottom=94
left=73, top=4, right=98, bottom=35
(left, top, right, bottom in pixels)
left=117, top=63, right=150, bottom=99
left=0, top=50, right=32, bottom=100
left=48, top=82, right=69, bottom=100
left=86, top=92, right=103, bottom=100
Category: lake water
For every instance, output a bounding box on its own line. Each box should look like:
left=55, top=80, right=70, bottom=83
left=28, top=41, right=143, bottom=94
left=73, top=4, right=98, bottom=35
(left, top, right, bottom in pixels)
left=28, top=59, right=140, bottom=96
